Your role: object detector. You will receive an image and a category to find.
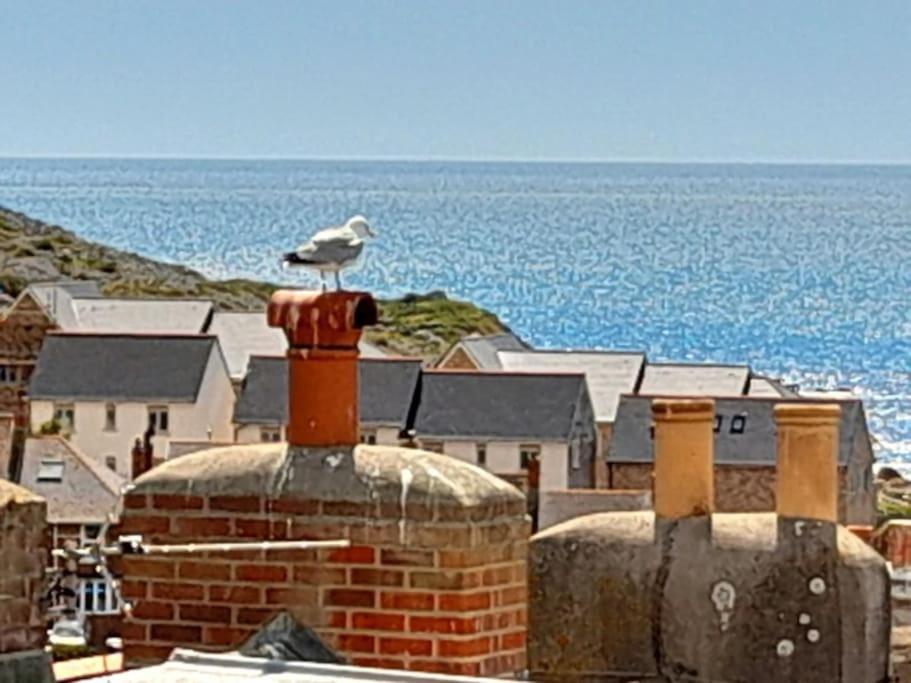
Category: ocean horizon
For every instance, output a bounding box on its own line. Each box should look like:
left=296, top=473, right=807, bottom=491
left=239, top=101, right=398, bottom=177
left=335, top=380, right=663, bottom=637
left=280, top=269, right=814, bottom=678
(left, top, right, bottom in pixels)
left=1, top=157, right=909, bottom=466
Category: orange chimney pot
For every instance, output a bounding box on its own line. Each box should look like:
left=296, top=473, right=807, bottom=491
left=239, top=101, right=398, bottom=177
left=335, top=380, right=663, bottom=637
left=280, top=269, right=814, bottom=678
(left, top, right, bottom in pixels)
left=267, top=289, right=378, bottom=447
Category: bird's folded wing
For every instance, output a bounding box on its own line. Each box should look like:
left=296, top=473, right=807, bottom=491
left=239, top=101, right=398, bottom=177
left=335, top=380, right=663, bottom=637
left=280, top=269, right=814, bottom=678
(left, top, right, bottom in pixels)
left=294, top=237, right=364, bottom=264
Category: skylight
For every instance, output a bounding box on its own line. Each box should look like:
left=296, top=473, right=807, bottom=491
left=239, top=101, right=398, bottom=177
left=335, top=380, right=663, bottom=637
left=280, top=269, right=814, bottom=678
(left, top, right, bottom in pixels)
left=37, top=459, right=64, bottom=482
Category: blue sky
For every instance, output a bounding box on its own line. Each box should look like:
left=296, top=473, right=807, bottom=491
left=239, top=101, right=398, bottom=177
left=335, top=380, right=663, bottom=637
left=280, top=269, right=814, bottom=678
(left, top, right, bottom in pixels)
left=2, top=1, right=909, bottom=162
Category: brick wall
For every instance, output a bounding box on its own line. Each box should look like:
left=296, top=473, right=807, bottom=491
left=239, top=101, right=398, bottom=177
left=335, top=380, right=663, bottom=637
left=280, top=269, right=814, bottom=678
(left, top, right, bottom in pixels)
left=0, top=481, right=47, bottom=654
left=876, top=522, right=911, bottom=567
left=609, top=463, right=852, bottom=520
left=119, top=484, right=528, bottom=677
left=0, top=414, right=13, bottom=479
left=437, top=347, right=477, bottom=370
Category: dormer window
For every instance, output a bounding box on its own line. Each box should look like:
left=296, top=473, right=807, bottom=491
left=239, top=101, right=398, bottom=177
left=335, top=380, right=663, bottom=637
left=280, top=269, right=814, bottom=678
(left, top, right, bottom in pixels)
left=730, top=414, right=747, bottom=434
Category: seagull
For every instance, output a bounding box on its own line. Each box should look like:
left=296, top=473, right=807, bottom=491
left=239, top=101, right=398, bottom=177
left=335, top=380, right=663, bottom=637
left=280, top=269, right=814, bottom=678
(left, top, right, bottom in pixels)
left=282, top=215, right=377, bottom=291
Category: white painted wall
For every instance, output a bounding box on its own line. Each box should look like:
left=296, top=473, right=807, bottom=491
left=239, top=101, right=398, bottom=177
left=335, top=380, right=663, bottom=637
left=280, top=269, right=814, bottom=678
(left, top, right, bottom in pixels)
left=30, top=347, right=235, bottom=478
left=235, top=424, right=400, bottom=446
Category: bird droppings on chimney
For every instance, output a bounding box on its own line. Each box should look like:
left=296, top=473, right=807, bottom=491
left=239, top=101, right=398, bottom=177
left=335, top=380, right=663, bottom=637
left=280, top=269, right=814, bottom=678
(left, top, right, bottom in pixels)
left=399, top=468, right=413, bottom=544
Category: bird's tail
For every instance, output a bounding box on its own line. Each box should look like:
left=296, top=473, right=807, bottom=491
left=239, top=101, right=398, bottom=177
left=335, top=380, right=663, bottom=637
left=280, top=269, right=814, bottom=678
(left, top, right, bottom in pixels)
left=282, top=252, right=310, bottom=266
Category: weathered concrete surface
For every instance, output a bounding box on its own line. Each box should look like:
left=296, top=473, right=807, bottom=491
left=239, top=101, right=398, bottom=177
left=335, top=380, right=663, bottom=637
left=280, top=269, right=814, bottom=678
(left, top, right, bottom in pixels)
left=529, top=511, right=890, bottom=682
left=538, top=489, right=651, bottom=530
left=131, top=443, right=524, bottom=520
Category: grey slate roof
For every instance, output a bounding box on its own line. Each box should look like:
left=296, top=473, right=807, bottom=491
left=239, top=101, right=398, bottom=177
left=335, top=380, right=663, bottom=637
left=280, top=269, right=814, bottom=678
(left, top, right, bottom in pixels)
left=234, top=356, right=422, bottom=429
left=638, top=363, right=750, bottom=397
left=29, top=334, right=218, bottom=402
left=451, top=332, right=530, bottom=369
left=497, top=350, right=646, bottom=423
left=412, top=371, right=588, bottom=441
left=607, top=395, right=868, bottom=466
left=748, top=376, right=799, bottom=398
left=18, top=437, right=124, bottom=523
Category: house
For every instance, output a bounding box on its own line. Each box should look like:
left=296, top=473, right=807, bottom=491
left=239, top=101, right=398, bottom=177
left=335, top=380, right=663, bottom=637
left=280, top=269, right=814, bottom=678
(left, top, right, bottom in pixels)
left=208, top=311, right=385, bottom=387
left=0, top=279, right=213, bottom=429
left=497, top=350, right=645, bottom=463
left=411, top=370, right=597, bottom=493
left=233, top=356, right=421, bottom=445
left=605, top=394, right=876, bottom=524
left=435, top=332, right=530, bottom=370
left=17, top=436, right=125, bottom=646
left=28, top=333, right=235, bottom=477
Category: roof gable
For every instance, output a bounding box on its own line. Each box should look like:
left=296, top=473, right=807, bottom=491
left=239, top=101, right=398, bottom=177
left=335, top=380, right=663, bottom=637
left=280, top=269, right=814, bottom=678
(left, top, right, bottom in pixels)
left=413, top=371, right=587, bottom=441
left=29, top=334, right=217, bottom=402
left=443, top=333, right=529, bottom=369
left=19, top=437, right=124, bottom=523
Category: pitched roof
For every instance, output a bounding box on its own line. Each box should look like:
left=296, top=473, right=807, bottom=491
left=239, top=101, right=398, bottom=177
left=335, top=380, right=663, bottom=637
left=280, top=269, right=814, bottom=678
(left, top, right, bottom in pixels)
left=207, top=312, right=287, bottom=380
left=497, top=350, right=645, bottom=422
left=71, top=298, right=212, bottom=333
left=412, top=370, right=588, bottom=441
left=18, top=437, right=124, bottom=523
left=29, top=333, right=218, bottom=402
left=748, top=376, right=799, bottom=398
left=449, top=333, right=530, bottom=369
left=233, top=356, right=422, bottom=429
left=607, top=395, right=869, bottom=466
left=638, top=363, right=750, bottom=397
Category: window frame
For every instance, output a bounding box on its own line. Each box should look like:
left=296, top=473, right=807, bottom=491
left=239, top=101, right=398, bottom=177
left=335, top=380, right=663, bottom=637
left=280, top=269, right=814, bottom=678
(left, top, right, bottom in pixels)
left=53, top=403, right=76, bottom=432
left=77, top=576, right=119, bottom=615
left=104, top=403, right=117, bottom=432
left=147, top=405, right=170, bottom=435
left=730, top=414, right=747, bottom=435
left=520, top=444, right=541, bottom=470
left=476, top=443, right=487, bottom=467
left=260, top=426, right=282, bottom=443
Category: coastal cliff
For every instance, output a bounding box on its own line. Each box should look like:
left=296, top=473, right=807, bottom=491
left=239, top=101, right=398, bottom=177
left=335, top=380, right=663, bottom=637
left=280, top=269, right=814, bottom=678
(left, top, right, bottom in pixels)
left=0, top=206, right=507, bottom=358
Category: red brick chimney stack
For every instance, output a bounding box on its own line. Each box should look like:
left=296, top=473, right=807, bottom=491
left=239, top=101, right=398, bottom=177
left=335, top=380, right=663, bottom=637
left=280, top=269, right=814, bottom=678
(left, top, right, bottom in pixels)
left=267, top=290, right=378, bottom=447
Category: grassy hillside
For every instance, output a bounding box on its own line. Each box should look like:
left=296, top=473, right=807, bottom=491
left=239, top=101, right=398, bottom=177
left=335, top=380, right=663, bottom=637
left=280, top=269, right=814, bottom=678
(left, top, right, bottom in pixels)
left=0, top=206, right=508, bottom=358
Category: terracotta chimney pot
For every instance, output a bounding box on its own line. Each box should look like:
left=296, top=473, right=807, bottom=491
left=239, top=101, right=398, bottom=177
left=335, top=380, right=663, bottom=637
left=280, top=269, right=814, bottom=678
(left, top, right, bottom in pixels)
left=652, top=398, right=715, bottom=519
left=774, top=403, right=841, bottom=522
left=267, top=290, right=378, bottom=447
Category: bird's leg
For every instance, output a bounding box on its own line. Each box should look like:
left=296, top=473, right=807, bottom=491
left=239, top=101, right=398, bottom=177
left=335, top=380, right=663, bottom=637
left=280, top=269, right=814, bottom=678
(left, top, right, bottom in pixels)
left=335, top=271, right=342, bottom=291
left=320, top=271, right=327, bottom=292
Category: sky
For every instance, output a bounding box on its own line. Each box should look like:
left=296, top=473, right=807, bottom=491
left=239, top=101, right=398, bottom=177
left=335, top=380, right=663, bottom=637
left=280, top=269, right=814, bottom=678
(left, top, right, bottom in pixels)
left=1, top=1, right=910, bottom=163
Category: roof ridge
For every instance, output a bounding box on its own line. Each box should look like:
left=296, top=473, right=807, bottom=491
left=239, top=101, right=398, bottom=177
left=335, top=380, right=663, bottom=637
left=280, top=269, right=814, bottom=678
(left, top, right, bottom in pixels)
left=46, top=331, right=216, bottom=340
left=501, top=348, right=646, bottom=356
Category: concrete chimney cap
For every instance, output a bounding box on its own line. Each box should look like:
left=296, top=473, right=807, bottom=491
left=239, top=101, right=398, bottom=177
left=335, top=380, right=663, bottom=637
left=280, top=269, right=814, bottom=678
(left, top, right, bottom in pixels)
left=774, top=403, right=841, bottom=425
left=651, top=398, right=715, bottom=422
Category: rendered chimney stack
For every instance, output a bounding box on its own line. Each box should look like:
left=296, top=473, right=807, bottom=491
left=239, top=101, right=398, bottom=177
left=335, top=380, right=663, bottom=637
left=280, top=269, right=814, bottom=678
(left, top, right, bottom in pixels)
left=774, top=403, right=841, bottom=522
left=267, top=290, right=378, bottom=447
left=652, top=398, right=715, bottom=519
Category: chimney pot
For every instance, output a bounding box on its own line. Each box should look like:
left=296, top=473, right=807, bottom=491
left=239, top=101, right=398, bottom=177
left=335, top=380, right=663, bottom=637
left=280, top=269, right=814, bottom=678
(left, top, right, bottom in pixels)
left=267, top=290, right=378, bottom=447
left=774, top=403, right=841, bottom=522
left=652, top=398, right=715, bottom=519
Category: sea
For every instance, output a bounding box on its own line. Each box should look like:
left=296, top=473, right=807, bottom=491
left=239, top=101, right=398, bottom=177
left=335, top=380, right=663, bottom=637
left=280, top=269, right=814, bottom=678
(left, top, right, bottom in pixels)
left=0, top=158, right=909, bottom=466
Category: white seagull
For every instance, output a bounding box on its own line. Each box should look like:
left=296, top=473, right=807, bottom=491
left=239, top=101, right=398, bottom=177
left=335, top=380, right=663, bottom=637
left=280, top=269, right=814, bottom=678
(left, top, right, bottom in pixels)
left=282, top=215, right=377, bottom=290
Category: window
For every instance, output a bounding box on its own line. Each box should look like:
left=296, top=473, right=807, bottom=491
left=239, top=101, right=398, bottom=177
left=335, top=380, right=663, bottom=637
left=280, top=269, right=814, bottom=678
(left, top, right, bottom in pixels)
left=360, top=430, right=377, bottom=445
left=476, top=443, right=487, bottom=467
left=105, top=456, right=117, bottom=472
left=54, top=404, right=75, bottom=432
left=714, top=415, right=723, bottom=433
left=148, top=406, right=169, bottom=434
left=77, top=577, right=119, bottom=615
left=104, top=403, right=117, bottom=431
left=260, top=427, right=282, bottom=443
left=649, top=425, right=655, bottom=440
left=730, top=414, right=747, bottom=435
left=0, top=365, right=19, bottom=385
left=421, top=441, right=443, bottom=454
left=37, top=459, right=64, bottom=482
left=520, top=445, right=541, bottom=470
left=80, top=524, right=102, bottom=547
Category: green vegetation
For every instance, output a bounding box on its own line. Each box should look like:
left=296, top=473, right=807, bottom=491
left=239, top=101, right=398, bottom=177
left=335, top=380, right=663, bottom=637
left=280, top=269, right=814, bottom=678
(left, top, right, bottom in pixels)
left=0, top=206, right=510, bottom=359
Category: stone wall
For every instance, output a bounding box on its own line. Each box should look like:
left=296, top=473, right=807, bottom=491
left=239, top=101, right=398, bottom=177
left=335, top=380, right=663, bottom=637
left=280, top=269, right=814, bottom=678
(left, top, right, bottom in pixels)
left=0, top=480, right=47, bottom=654
left=0, top=293, right=55, bottom=424
left=538, top=489, right=651, bottom=530
left=0, top=414, right=13, bottom=479
left=118, top=445, right=529, bottom=677
left=609, top=463, right=853, bottom=521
